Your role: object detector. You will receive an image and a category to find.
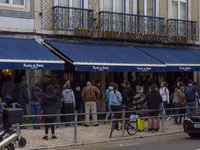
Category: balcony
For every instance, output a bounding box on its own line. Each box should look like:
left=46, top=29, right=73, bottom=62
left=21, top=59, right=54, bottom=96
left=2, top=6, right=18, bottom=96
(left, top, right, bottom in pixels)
left=99, top=11, right=165, bottom=35
left=167, top=19, right=198, bottom=41
left=53, top=6, right=94, bottom=31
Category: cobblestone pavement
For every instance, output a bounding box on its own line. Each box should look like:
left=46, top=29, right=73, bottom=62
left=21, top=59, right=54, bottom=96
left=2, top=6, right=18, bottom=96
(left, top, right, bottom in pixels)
left=19, top=119, right=183, bottom=150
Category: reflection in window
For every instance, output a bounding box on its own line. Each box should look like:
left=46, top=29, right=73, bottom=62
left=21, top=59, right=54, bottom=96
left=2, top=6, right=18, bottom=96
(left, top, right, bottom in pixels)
left=13, top=0, right=23, bottom=5
left=0, top=0, right=8, bottom=3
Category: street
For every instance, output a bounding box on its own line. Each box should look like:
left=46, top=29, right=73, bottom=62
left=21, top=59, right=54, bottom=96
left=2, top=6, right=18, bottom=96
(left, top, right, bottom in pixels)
left=45, top=133, right=200, bottom=150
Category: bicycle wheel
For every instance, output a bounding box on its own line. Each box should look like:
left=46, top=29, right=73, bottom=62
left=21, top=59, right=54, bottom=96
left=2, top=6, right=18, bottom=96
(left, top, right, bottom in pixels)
left=127, top=121, right=138, bottom=135
left=109, top=122, right=115, bottom=138
left=2, top=143, right=15, bottom=150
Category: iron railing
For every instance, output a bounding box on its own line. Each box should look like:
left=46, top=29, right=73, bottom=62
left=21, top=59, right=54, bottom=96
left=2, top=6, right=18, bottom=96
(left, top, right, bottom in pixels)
left=167, top=19, right=198, bottom=41
left=99, top=11, right=165, bottom=35
left=53, top=6, right=94, bottom=31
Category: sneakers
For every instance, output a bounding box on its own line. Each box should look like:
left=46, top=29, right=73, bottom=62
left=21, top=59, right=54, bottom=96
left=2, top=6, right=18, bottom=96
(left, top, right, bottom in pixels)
left=52, top=135, right=57, bottom=139
left=33, top=126, right=37, bottom=130
left=174, top=122, right=181, bottom=125
left=84, top=124, right=89, bottom=127
left=93, top=124, right=99, bottom=127
left=151, top=129, right=156, bottom=133
left=148, top=128, right=152, bottom=132
left=65, top=124, right=70, bottom=127
left=37, top=126, right=41, bottom=129
left=42, top=136, right=48, bottom=140
left=166, top=116, right=171, bottom=121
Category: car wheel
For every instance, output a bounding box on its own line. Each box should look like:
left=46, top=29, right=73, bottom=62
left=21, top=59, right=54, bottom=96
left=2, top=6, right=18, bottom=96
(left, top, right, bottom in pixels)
left=188, top=133, right=200, bottom=138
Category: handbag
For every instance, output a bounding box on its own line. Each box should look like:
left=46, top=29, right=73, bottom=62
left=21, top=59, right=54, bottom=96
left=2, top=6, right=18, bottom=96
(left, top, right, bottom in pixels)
left=38, top=111, right=43, bottom=120
left=112, top=92, right=121, bottom=105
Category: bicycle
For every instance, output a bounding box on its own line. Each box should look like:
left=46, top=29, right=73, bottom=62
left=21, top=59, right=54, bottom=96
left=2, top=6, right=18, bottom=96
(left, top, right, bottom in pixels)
left=109, top=107, right=138, bottom=138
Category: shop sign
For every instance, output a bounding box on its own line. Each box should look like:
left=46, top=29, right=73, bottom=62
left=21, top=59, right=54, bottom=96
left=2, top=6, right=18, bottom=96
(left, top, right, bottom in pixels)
left=137, top=67, right=152, bottom=72
left=23, top=63, right=44, bottom=69
left=74, top=28, right=189, bottom=43
left=179, top=67, right=192, bottom=71
left=93, top=66, right=109, bottom=71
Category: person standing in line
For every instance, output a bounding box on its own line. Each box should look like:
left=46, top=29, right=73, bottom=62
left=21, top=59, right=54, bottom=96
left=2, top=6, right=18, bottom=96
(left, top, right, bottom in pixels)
left=95, top=80, right=102, bottom=112
left=159, top=82, right=170, bottom=120
left=62, top=84, right=76, bottom=127
left=173, top=82, right=185, bottom=125
left=81, top=81, right=100, bottom=127
left=179, top=83, right=186, bottom=124
left=1, top=75, right=15, bottom=101
left=62, top=79, right=71, bottom=91
left=31, top=81, right=43, bottom=130
left=109, top=83, right=122, bottom=130
left=141, top=84, right=162, bottom=133
left=41, top=85, right=58, bottom=140
left=17, top=76, right=29, bottom=116
left=184, top=79, right=198, bottom=114
left=142, top=76, right=151, bottom=96
left=74, top=84, right=83, bottom=124
left=54, top=84, right=62, bottom=129
left=104, top=82, right=115, bottom=124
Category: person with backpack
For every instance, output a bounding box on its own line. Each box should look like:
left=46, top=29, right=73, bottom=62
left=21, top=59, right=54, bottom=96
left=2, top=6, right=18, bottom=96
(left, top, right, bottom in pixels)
left=184, top=79, right=198, bottom=114
left=30, top=81, right=43, bottom=129
left=104, top=82, right=115, bottom=124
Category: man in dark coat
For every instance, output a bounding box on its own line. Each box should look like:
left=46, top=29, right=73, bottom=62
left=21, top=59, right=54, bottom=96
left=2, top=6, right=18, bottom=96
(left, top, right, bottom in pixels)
left=17, top=76, right=29, bottom=115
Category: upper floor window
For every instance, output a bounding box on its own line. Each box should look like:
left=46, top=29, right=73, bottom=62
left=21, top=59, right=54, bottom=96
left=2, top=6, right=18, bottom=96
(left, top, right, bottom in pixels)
left=172, top=0, right=187, bottom=20
left=0, top=0, right=24, bottom=5
left=104, top=0, right=124, bottom=13
left=59, top=0, right=81, bottom=8
left=137, top=0, right=154, bottom=16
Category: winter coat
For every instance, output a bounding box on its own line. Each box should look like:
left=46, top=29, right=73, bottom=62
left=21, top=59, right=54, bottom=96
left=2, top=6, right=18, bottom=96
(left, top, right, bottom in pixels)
left=62, top=89, right=76, bottom=106
left=54, top=87, right=62, bottom=109
left=41, top=92, right=57, bottom=119
left=31, top=85, right=43, bottom=102
left=16, top=83, right=29, bottom=106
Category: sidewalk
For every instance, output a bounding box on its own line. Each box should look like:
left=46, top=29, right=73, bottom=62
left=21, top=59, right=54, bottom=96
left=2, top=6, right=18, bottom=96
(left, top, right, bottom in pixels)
left=20, top=119, right=183, bottom=150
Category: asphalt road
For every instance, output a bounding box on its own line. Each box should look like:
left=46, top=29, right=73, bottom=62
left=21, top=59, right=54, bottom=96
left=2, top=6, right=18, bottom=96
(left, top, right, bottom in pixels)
left=46, top=133, right=200, bottom=150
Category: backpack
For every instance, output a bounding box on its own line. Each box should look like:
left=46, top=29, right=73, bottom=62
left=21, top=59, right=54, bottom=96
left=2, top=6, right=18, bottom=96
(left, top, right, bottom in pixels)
left=106, top=89, right=112, bottom=102
left=185, top=86, right=195, bottom=102
left=11, top=87, right=18, bottom=102
left=122, top=88, right=129, bottom=105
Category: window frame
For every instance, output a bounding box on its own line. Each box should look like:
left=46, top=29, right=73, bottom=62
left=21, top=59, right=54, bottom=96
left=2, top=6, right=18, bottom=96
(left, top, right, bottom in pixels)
left=0, top=0, right=25, bottom=6
left=59, top=0, right=82, bottom=8
left=171, top=0, right=187, bottom=20
left=137, top=0, right=155, bottom=16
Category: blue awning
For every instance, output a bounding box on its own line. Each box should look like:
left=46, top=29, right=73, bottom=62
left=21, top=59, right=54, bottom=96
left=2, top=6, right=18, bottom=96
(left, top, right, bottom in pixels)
left=0, top=38, right=64, bottom=70
left=136, top=46, right=200, bottom=72
left=45, top=40, right=165, bottom=72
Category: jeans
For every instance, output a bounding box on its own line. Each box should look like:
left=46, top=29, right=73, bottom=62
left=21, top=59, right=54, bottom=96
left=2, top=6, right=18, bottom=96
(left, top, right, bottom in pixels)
left=31, top=102, right=41, bottom=124
left=163, top=101, right=169, bottom=115
left=186, top=101, right=196, bottom=114
left=105, top=102, right=114, bottom=120
left=22, top=104, right=28, bottom=116
left=173, top=103, right=180, bottom=123
left=56, top=108, right=61, bottom=127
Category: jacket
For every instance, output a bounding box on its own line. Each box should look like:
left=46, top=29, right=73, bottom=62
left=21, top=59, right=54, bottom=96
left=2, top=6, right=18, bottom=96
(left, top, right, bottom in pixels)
left=31, top=85, right=43, bottom=102
left=16, top=83, right=29, bottom=106
left=173, top=88, right=184, bottom=103
left=109, top=90, right=122, bottom=106
left=74, top=90, right=82, bottom=110
left=62, top=89, right=76, bottom=106
left=121, top=86, right=136, bottom=106
left=54, top=87, right=62, bottom=109
left=159, top=87, right=169, bottom=103
left=81, top=85, right=100, bottom=102
left=2, top=80, right=15, bottom=99
left=106, top=86, right=113, bottom=102
left=141, top=90, right=162, bottom=110
left=41, top=92, right=57, bottom=119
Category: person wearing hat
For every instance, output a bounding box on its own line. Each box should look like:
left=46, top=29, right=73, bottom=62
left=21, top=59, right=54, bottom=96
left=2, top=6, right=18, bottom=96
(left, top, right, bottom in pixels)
left=74, top=84, right=83, bottom=124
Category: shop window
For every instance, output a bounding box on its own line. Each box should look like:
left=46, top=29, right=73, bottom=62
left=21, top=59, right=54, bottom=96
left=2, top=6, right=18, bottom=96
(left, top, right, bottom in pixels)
left=0, top=0, right=24, bottom=5
left=103, top=0, right=124, bottom=31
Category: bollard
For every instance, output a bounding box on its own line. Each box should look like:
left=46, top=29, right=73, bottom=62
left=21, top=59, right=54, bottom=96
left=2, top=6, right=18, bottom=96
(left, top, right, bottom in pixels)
left=161, top=108, right=165, bottom=132
left=74, top=111, right=78, bottom=143
left=15, top=123, right=20, bottom=147
left=122, top=109, right=125, bottom=136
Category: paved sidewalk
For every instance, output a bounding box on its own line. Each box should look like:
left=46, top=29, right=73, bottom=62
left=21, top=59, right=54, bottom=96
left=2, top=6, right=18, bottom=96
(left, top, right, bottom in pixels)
left=20, top=119, right=183, bottom=150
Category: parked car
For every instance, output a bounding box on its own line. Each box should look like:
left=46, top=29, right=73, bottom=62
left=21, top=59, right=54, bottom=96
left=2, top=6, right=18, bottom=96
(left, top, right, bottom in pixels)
left=183, top=110, right=200, bottom=138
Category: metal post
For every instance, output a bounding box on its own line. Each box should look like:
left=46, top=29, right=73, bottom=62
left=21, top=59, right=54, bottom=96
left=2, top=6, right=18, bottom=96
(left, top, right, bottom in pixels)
left=15, top=123, right=20, bottom=147
left=122, top=109, right=125, bottom=136
left=74, top=111, right=77, bottom=143
left=161, top=108, right=165, bottom=132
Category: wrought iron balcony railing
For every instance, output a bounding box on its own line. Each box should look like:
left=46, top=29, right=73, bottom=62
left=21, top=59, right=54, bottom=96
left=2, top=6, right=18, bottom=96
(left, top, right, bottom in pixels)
left=53, top=6, right=94, bottom=31
left=99, top=11, right=165, bottom=35
left=167, top=19, right=198, bottom=41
